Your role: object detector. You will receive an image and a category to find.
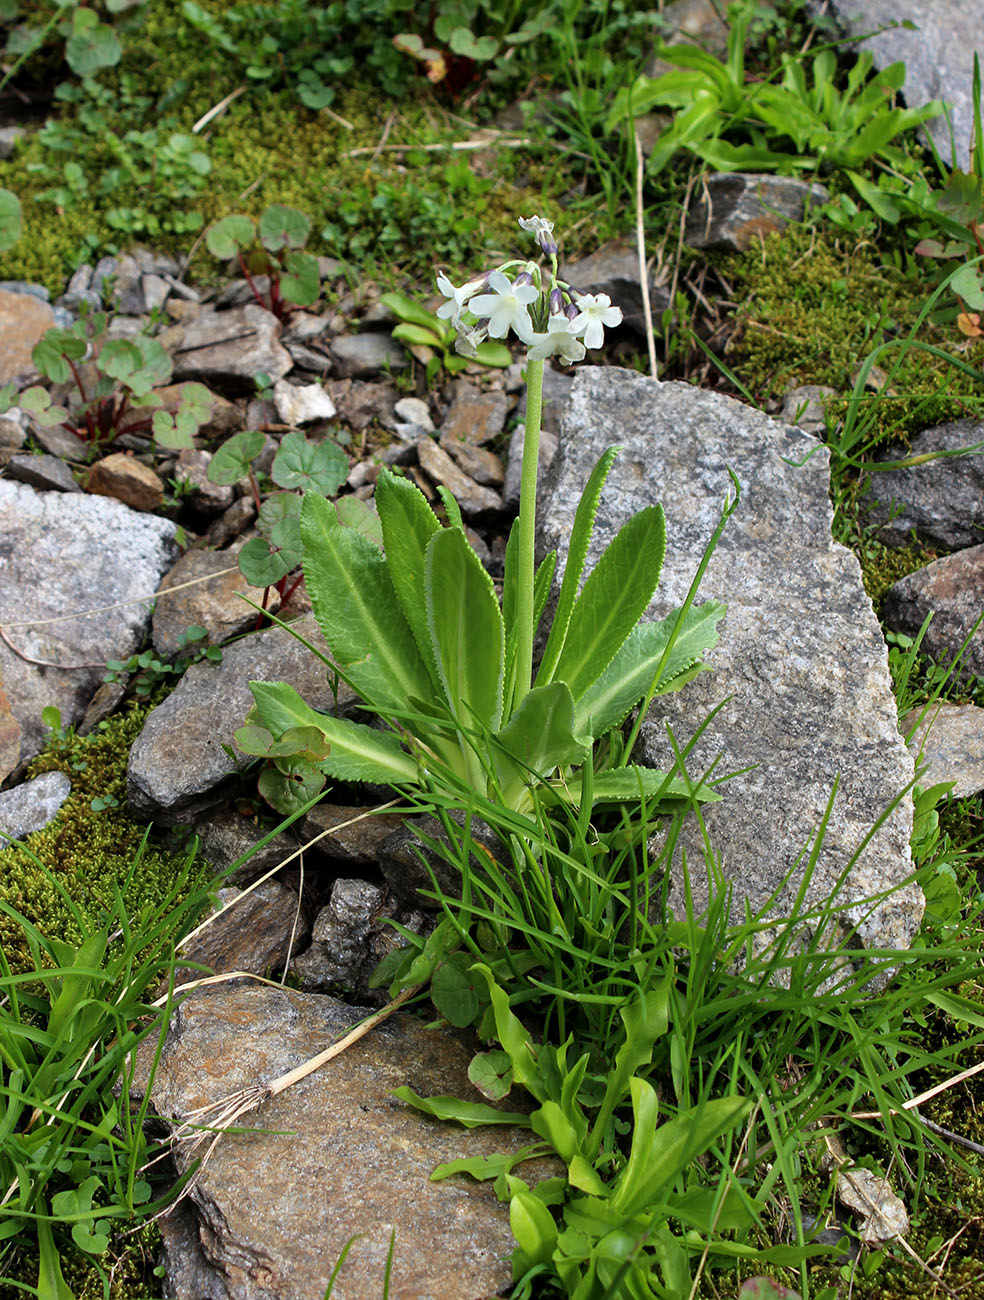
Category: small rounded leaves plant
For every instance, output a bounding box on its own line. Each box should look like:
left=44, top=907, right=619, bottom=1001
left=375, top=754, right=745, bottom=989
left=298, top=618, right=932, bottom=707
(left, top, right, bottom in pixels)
left=205, top=204, right=320, bottom=318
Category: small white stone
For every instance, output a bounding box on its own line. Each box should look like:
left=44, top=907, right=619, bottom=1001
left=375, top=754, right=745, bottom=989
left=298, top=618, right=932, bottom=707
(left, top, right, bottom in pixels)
left=273, top=379, right=337, bottom=426
left=393, top=396, right=435, bottom=432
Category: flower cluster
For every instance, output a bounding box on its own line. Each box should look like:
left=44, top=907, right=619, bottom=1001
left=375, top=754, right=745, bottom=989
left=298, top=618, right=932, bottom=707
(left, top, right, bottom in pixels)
left=436, top=215, right=622, bottom=364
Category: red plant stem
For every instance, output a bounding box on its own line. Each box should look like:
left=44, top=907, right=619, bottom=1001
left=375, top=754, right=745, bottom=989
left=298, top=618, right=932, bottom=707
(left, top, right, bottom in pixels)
left=281, top=572, right=304, bottom=604
left=248, top=469, right=262, bottom=511
left=65, top=354, right=89, bottom=405
left=238, top=250, right=268, bottom=313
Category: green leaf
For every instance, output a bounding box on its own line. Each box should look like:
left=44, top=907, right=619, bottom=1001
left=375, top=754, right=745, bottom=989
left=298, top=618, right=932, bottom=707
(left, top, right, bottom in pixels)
left=376, top=469, right=442, bottom=673
left=259, top=204, right=311, bottom=252
left=334, top=494, right=383, bottom=547
left=553, top=506, right=667, bottom=702
left=206, top=213, right=255, bottom=260
left=32, top=329, right=86, bottom=384
left=258, top=756, right=326, bottom=815
left=585, top=766, right=721, bottom=806
left=573, top=601, right=725, bottom=737
left=472, top=964, right=545, bottom=1100
left=247, top=681, right=419, bottom=784
left=448, top=26, right=498, bottom=60
left=391, top=322, right=444, bottom=349
left=281, top=250, right=320, bottom=306
left=468, top=1049, right=513, bottom=1101
left=272, top=430, right=348, bottom=495
left=492, top=681, right=589, bottom=806
left=537, top=447, right=620, bottom=687
left=0, top=189, right=22, bottom=252
left=590, top=978, right=671, bottom=1147
left=510, top=1191, right=557, bottom=1266
left=425, top=526, right=505, bottom=733
left=472, top=339, right=512, bottom=368
left=208, top=428, right=265, bottom=484
left=237, top=535, right=296, bottom=587
left=380, top=290, right=441, bottom=332
left=300, top=492, right=435, bottom=714
left=432, top=957, right=481, bottom=1027
left=66, top=12, right=122, bottom=75
left=392, top=1086, right=531, bottom=1129
left=151, top=409, right=194, bottom=450
left=612, top=1083, right=750, bottom=1217
left=952, top=262, right=984, bottom=310
left=99, top=338, right=141, bottom=383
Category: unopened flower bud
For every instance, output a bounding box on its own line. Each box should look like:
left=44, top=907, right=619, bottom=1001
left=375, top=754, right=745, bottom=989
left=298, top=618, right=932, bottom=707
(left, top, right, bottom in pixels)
left=549, top=287, right=564, bottom=315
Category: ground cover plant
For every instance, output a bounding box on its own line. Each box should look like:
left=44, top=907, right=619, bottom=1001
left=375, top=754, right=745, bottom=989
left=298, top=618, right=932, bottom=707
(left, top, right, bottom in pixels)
left=3, top=0, right=984, bottom=1297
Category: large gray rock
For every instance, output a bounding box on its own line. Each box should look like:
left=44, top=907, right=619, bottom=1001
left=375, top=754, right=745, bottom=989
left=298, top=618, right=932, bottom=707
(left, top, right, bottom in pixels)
left=883, top=545, right=984, bottom=680
left=902, top=702, right=984, bottom=799
left=163, top=304, right=292, bottom=389
left=813, top=0, right=980, bottom=169
left=128, top=613, right=350, bottom=823
left=147, top=985, right=556, bottom=1300
left=684, top=173, right=829, bottom=251
left=862, top=419, right=984, bottom=550
left=0, top=481, right=179, bottom=767
left=537, top=369, right=921, bottom=958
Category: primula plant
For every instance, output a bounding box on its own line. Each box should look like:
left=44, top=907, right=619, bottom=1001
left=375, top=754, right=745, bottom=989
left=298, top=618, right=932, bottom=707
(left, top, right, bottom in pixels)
left=240, top=215, right=726, bottom=817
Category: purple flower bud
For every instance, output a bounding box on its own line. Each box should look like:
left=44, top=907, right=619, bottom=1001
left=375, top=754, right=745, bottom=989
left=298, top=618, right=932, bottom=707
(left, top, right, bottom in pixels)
left=549, top=287, right=564, bottom=315
left=565, top=301, right=579, bottom=321
left=538, top=231, right=559, bottom=255
left=514, top=271, right=534, bottom=288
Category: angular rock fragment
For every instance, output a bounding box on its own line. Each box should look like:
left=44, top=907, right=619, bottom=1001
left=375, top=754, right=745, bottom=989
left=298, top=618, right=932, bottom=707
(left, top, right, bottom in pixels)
left=684, top=173, right=829, bottom=251
left=883, top=546, right=984, bottom=681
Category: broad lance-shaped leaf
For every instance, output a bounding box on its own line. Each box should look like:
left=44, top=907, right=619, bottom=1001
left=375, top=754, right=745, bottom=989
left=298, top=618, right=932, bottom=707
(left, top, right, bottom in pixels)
left=244, top=681, right=419, bottom=785
left=573, top=600, right=726, bottom=738
left=585, top=766, right=721, bottom=806
left=492, top=681, right=590, bottom=807
left=301, top=492, right=435, bottom=715
left=425, top=526, right=505, bottom=733
left=551, top=504, right=666, bottom=703
left=375, top=470, right=441, bottom=679
left=537, top=446, right=619, bottom=687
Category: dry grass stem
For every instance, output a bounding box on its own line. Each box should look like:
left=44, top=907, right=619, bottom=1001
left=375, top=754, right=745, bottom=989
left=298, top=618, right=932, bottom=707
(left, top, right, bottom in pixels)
left=851, top=1055, right=984, bottom=1119
left=0, top=565, right=241, bottom=629
left=192, top=85, right=247, bottom=134
left=634, top=125, right=658, bottom=382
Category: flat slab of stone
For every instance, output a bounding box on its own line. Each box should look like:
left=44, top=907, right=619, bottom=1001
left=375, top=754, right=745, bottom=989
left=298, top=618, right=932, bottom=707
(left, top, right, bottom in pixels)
left=147, top=985, right=554, bottom=1300
left=537, top=370, right=921, bottom=957
left=883, top=544, right=984, bottom=680
left=0, top=770, right=71, bottom=846
left=0, top=480, right=179, bottom=767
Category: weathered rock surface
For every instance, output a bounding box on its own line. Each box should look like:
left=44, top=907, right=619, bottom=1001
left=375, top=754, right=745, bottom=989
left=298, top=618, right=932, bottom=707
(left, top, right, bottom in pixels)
left=416, top=436, right=502, bottom=516
left=329, top=332, right=407, bottom=379
left=560, top=239, right=671, bottom=337
left=272, top=377, right=336, bottom=425
left=903, top=702, right=984, bottom=799
left=814, top=0, right=979, bottom=168
left=0, top=287, right=55, bottom=384
left=193, top=809, right=300, bottom=887
left=437, top=378, right=510, bottom=447
left=537, top=369, right=921, bottom=957
left=147, top=984, right=554, bottom=1300
left=151, top=544, right=274, bottom=659
left=298, top=802, right=406, bottom=864
left=7, top=453, right=80, bottom=493
left=862, top=419, right=984, bottom=550
left=178, top=880, right=309, bottom=982
left=0, top=668, right=19, bottom=783
left=0, top=480, right=178, bottom=766
left=0, top=770, right=71, bottom=846
left=883, top=546, right=984, bottom=680
left=684, top=173, right=829, bottom=251
left=171, top=449, right=235, bottom=516
left=164, top=305, right=292, bottom=388
left=85, top=452, right=165, bottom=512
left=127, top=613, right=348, bottom=822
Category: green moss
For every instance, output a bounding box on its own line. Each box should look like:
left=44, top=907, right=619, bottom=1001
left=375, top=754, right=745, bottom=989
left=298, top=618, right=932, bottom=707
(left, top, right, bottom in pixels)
left=1, top=699, right=211, bottom=975
left=720, top=226, right=984, bottom=448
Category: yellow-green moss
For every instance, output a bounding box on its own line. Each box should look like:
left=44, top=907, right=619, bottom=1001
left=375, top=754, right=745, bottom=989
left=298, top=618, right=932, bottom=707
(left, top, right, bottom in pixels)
left=720, top=226, right=984, bottom=448
left=1, top=698, right=211, bottom=975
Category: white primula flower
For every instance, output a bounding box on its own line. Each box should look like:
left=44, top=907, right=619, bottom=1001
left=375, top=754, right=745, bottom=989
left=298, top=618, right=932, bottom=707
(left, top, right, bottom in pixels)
left=570, top=293, right=623, bottom=349
left=527, top=314, right=586, bottom=364
left=518, top=215, right=555, bottom=243
left=468, top=269, right=538, bottom=343
left=435, top=270, right=484, bottom=326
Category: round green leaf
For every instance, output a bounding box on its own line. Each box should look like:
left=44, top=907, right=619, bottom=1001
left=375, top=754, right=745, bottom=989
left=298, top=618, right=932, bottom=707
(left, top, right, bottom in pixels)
left=99, top=338, right=141, bottom=381
left=66, top=15, right=122, bottom=75
left=258, top=756, right=325, bottom=815
left=431, top=958, right=481, bottom=1028
left=259, top=204, right=311, bottom=252
left=207, top=428, right=266, bottom=484
left=952, top=263, right=984, bottom=310
left=206, top=214, right=255, bottom=260
left=280, top=250, right=320, bottom=307
left=32, top=330, right=86, bottom=384
left=448, top=26, right=498, bottom=60
left=272, top=430, right=348, bottom=495
left=467, top=1049, right=513, bottom=1100
left=238, top=535, right=295, bottom=587
left=258, top=489, right=302, bottom=540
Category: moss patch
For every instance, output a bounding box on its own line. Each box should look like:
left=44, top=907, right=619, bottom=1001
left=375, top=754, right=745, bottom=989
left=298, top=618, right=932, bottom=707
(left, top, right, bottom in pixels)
left=1, top=699, right=211, bottom=975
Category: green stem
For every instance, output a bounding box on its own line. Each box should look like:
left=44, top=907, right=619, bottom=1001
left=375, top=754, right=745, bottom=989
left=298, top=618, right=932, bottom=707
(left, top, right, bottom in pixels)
left=514, top=356, right=544, bottom=711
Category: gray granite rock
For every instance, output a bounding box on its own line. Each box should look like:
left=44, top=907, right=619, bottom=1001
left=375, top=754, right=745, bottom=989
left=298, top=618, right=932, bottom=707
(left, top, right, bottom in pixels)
left=437, top=378, right=510, bottom=447
left=127, top=613, right=351, bottom=823
left=862, top=419, right=984, bottom=550
left=193, top=809, right=300, bottom=887
left=416, top=436, right=502, bottom=516
left=164, top=304, right=292, bottom=389
left=0, top=771, right=71, bottom=847
left=684, top=173, right=829, bottom=251
left=537, top=369, right=921, bottom=960
left=883, top=546, right=984, bottom=680
left=813, top=0, right=979, bottom=169
left=903, top=702, right=984, bottom=799
left=146, top=984, right=556, bottom=1300
left=0, top=480, right=178, bottom=766
left=178, top=880, right=309, bottom=982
